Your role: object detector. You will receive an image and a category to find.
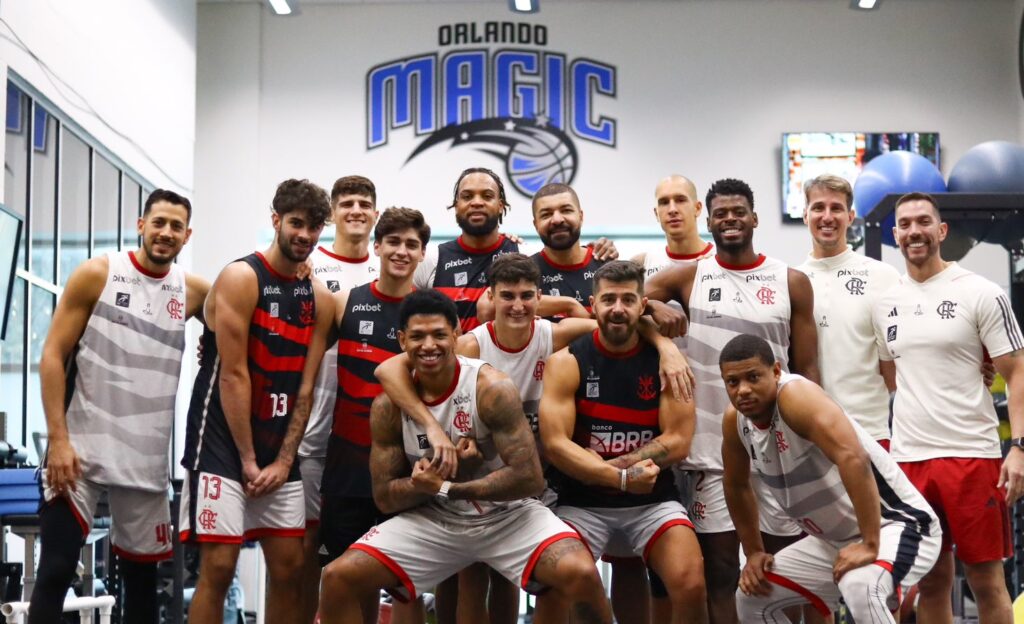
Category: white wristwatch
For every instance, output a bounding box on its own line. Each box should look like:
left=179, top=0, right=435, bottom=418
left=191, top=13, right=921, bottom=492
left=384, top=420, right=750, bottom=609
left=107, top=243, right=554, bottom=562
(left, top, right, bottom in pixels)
left=436, top=480, right=453, bottom=501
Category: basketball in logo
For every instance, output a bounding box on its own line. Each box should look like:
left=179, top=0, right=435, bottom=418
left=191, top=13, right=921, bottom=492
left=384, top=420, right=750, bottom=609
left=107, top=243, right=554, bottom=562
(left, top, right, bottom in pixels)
left=506, top=126, right=576, bottom=196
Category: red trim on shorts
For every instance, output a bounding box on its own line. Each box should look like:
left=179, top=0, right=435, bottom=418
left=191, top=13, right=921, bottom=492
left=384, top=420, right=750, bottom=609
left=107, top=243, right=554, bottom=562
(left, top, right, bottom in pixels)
left=179, top=530, right=244, bottom=545
left=871, top=561, right=902, bottom=612
left=112, top=545, right=173, bottom=562
left=877, top=439, right=891, bottom=452
left=560, top=520, right=592, bottom=555
left=60, top=497, right=90, bottom=538
left=521, top=532, right=583, bottom=589
left=642, top=518, right=694, bottom=561
left=244, top=527, right=305, bottom=540
left=349, top=543, right=416, bottom=603
left=763, top=571, right=831, bottom=616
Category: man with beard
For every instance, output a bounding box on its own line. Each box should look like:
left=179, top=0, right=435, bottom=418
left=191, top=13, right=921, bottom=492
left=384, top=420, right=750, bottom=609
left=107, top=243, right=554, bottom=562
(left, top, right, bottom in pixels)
left=35, top=190, right=209, bottom=623
left=540, top=260, right=707, bottom=624
left=530, top=183, right=607, bottom=317
left=645, top=178, right=817, bottom=623
left=320, top=289, right=614, bottom=624
left=180, top=179, right=336, bottom=623
left=872, top=192, right=1024, bottom=624
left=631, top=175, right=715, bottom=278
left=299, top=175, right=381, bottom=621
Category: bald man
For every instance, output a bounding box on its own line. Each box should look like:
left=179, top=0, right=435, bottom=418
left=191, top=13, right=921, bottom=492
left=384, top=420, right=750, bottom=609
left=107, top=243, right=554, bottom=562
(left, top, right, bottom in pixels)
left=631, top=176, right=715, bottom=277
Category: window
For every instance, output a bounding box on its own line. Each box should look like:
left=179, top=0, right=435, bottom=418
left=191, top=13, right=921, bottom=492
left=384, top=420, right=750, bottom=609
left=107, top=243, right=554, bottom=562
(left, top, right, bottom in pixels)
left=1, top=78, right=153, bottom=463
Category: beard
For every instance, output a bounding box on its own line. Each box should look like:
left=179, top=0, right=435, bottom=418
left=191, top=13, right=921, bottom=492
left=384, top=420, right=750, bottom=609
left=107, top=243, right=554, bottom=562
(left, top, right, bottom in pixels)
left=456, top=212, right=501, bottom=237
left=277, top=234, right=313, bottom=262
left=141, top=237, right=176, bottom=266
left=539, top=225, right=581, bottom=251
left=710, top=228, right=752, bottom=254
left=598, top=314, right=636, bottom=346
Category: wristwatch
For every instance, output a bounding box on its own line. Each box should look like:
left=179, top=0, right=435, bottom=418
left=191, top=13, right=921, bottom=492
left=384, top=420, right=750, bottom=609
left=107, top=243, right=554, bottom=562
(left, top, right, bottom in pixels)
left=436, top=480, right=453, bottom=501
left=1010, top=438, right=1024, bottom=452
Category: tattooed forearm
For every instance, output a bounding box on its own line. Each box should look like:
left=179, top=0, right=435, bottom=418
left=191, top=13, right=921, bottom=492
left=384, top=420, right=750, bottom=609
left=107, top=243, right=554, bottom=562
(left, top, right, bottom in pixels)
left=368, top=394, right=431, bottom=513
left=276, top=393, right=310, bottom=465
left=607, top=439, right=671, bottom=469
left=449, top=372, right=544, bottom=501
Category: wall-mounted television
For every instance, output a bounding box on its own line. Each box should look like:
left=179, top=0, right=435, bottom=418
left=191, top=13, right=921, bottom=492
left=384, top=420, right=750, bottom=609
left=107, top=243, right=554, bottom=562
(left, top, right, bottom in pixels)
left=782, top=132, right=940, bottom=221
left=0, top=204, right=23, bottom=341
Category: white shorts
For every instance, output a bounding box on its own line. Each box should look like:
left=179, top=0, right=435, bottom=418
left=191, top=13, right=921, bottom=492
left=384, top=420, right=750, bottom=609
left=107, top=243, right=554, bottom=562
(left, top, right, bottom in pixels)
left=179, top=470, right=305, bottom=543
left=737, top=522, right=941, bottom=616
left=555, top=501, right=694, bottom=562
left=299, top=455, right=324, bottom=525
left=42, top=473, right=172, bottom=561
left=686, top=470, right=802, bottom=536
left=351, top=499, right=581, bottom=601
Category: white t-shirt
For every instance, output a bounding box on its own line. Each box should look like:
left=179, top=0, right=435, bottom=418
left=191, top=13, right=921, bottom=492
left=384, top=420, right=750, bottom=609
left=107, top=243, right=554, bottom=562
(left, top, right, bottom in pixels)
left=641, top=241, right=715, bottom=278
left=797, top=247, right=900, bottom=441
left=873, top=263, right=1023, bottom=461
left=300, top=245, right=379, bottom=457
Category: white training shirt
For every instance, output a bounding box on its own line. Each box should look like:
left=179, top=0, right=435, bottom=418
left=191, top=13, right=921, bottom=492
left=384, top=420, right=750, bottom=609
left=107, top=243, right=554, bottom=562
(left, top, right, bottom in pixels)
left=300, top=245, right=378, bottom=458
left=797, top=247, right=900, bottom=441
left=469, top=319, right=554, bottom=438
left=685, top=254, right=792, bottom=471
left=873, top=263, right=1023, bottom=461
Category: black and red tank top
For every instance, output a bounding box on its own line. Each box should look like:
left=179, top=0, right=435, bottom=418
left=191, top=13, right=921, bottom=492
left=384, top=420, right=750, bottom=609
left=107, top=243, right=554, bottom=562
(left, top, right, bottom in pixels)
left=548, top=330, right=674, bottom=508
left=322, top=281, right=405, bottom=498
left=531, top=246, right=606, bottom=318
left=434, top=234, right=520, bottom=332
left=182, top=252, right=315, bottom=482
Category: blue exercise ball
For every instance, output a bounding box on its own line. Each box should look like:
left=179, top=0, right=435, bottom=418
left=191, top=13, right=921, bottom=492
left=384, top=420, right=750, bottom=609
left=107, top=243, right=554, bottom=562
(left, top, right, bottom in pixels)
left=852, top=151, right=947, bottom=247
left=948, top=141, right=1024, bottom=251
left=948, top=141, right=1024, bottom=193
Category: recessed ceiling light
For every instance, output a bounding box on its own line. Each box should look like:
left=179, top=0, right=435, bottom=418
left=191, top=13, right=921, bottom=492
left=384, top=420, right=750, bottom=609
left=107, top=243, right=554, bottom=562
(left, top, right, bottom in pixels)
left=852, top=0, right=881, bottom=9
left=267, top=0, right=293, bottom=16
left=509, top=0, right=539, bottom=14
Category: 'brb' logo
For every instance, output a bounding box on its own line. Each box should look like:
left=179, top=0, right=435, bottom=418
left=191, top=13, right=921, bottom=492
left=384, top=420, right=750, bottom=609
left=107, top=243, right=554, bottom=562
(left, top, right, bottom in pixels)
left=366, top=21, right=617, bottom=199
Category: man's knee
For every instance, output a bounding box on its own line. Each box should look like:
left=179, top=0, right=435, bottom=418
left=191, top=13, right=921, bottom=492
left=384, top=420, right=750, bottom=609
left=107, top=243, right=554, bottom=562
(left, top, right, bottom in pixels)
left=734, top=589, right=768, bottom=619
left=837, top=565, right=891, bottom=605
left=964, top=560, right=1011, bottom=604
left=552, top=550, right=603, bottom=599
left=321, top=553, right=371, bottom=597
left=662, top=565, right=707, bottom=605
left=265, top=548, right=303, bottom=583
left=197, top=547, right=240, bottom=591
left=918, top=555, right=954, bottom=595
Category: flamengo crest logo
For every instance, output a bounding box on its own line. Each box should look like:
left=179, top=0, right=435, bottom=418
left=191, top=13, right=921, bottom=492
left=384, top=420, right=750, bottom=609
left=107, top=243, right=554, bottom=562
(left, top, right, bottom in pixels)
left=366, top=21, right=617, bottom=198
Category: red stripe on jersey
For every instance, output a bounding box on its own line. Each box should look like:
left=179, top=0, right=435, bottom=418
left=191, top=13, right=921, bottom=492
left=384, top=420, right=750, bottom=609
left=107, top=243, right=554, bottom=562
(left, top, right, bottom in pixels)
left=435, top=286, right=488, bottom=303
left=339, top=374, right=383, bottom=400
left=334, top=397, right=371, bottom=419
left=337, top=339, right=398, bottom=365
left=252, top=308, right=314, bottom=345
left=577, top=399, right=658, bottom=426
left=334, top=415, right=371, bottom=446
left=248, top=337, right=306, bottom=372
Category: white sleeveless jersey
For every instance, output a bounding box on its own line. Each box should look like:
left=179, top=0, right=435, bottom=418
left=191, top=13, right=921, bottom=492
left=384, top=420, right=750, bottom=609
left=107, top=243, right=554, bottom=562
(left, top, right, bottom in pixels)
left=65, top=251, right=186, bottom=491
left=469, top=320, right=553, bottom=437
left=402, top=356, right=524, bottom=518
left=685, top=255, right=791, bottom=471
left=301, top=245, right=378, bottom=457
left=642, top=241, right=715, bottom=279
left=738, top=374, right=937, bottom=543
left=796, top=248, right=900, bottom=441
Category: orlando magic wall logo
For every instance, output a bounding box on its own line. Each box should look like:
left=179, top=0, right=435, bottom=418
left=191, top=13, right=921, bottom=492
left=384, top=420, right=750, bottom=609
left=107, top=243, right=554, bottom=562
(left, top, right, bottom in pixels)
left=366, top=21, right=616, bottom=198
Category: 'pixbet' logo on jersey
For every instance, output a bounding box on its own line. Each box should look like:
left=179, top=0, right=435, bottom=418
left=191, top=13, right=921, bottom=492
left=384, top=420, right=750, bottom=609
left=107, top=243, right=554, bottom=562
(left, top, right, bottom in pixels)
left=366, top=21, right=617, bottom=199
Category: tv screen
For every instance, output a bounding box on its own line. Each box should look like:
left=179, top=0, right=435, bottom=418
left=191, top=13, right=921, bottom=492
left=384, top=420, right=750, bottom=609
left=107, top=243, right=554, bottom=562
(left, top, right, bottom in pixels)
left=782, top=132, right=940, bottom=221
left=0, top=204, right=23, bottom=341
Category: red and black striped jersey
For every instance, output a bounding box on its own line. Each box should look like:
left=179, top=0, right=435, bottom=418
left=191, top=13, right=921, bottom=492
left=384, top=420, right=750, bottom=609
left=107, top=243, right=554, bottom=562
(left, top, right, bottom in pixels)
left=531, top=246, right=606, bottom=319
left=322, top=281, right=405, bottom=498
left=433, top=235, right=520, bottom=333
left=548, top=330, right=674, bottom=508
left=182, top=252, right=316, bottom=482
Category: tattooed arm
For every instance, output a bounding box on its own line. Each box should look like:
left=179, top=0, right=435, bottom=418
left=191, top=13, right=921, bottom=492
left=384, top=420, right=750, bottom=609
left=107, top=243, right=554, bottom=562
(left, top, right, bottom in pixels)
left=445, top=366, right=545, bottom=501
left=369, top=393, right=432, bottom=514
left=606, top=374, right=694, bottom=469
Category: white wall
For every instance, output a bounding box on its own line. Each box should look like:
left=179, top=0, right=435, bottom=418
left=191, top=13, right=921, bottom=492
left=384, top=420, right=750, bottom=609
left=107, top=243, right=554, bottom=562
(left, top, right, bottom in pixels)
left=0, top=0, right=197, bottom=196
left=194, top=0, right=1022, bottom=287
